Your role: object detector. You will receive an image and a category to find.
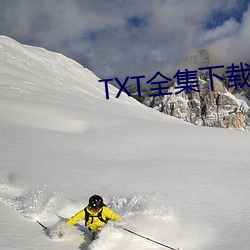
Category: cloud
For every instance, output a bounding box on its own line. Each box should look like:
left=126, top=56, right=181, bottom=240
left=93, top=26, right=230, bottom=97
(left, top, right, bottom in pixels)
left=208, top=3, right=250, bottom=66
left=200, top=18, right=240, bottom=45
left=0, top=0, right=249, bottom=85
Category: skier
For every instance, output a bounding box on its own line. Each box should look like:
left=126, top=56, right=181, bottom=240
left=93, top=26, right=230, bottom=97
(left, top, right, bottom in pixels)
left=66, top=194, right=121, bottom=239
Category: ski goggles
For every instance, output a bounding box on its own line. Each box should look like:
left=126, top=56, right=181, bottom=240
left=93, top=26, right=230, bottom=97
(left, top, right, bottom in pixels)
left=89, top=205, right=101, bottom=212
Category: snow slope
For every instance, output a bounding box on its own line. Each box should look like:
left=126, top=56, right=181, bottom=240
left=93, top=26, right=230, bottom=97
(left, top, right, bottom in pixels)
left=0, top=36, right=249, bottom=250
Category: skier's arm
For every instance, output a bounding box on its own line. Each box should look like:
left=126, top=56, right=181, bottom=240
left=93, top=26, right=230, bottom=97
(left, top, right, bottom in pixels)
left=104, top=207, right=122, bottom=222
left=67, top=209, right=85, bottom=225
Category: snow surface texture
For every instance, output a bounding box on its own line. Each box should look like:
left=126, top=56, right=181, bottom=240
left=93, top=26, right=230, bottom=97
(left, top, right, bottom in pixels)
left=0, top=36, right=249, bottom=250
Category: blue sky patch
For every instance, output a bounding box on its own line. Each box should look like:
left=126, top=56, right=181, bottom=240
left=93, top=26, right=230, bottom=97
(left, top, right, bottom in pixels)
left=126, top=15, right=147, bottom=28
left=206, top=0, right=249, bottom=29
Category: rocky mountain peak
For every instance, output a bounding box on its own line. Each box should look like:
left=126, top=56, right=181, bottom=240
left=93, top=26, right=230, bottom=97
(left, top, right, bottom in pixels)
left=184, top=48, right=210, bottom=69
left=130, top=48, right=250, bottom=130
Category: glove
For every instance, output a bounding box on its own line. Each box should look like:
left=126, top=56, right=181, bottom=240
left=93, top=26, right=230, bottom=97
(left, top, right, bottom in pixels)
left=56, top=230, right=64, bottom=238
left=113, top=223, right=123, bottom=229
left=55, top=223, right=71, bottom=238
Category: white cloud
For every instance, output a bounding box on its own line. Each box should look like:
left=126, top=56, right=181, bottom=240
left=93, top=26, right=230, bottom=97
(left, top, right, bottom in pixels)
left=0, top=0, right=249, bottom=81
left=208, top=4, right=250, bottom=66
left=200, top=18, right=240, bottom=45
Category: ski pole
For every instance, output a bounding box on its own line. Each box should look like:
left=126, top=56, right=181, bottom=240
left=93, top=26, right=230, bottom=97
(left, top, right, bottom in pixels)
left=37, top=220, right=48, bottom=231
left=122, top=227, right=180, bottom=250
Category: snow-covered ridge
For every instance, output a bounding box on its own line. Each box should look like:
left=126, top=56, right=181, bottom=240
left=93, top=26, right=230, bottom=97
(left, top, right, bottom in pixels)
left=0, top=35, right=159, bottom=134
left=0, top=35, right=149, bottom=105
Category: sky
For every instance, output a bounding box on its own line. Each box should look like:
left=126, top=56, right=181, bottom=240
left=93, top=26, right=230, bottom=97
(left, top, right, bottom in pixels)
left=0, top=0, right=250, bottom=85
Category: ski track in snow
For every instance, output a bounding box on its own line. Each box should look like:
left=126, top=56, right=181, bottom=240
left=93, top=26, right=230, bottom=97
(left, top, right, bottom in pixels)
left=0, top=179, right=212, bottom=250
left=0, top=99, right=91, bottom=134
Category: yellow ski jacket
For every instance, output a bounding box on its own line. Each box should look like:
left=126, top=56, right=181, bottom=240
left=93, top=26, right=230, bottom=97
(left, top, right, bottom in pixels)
left=67, top=206, right=121, bottom=233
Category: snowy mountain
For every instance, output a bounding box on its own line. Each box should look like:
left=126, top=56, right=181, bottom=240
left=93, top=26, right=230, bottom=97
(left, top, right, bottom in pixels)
left=0, top=36, right=250, bottom=250
left=133, top=49, right=250, bottom=130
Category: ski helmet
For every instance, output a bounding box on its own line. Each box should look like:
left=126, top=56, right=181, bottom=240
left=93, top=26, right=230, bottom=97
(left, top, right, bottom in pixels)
left=89, top=195, right=104, bottom=210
